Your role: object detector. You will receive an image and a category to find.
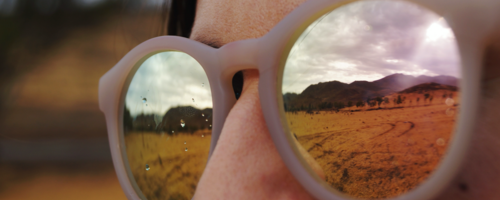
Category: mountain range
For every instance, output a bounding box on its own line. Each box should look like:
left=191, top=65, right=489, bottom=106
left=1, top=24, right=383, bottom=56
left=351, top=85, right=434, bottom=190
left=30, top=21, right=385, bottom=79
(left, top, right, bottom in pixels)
left=283, top=73, right=458, bottom=110
left=125, top=74, right=459, bottom=132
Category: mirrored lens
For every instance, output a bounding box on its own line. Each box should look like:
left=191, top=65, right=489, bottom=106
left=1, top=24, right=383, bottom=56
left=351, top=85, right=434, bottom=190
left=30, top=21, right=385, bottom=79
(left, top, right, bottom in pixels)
left=123, top=52, right=212, bottom=200
left=282, top=1, right=460, bottom=198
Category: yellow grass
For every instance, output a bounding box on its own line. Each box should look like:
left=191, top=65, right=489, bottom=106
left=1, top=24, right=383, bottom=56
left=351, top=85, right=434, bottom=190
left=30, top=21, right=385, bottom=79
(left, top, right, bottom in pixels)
left=286, top=92, right=459, bottom=199
left=124, top=129, right=211, bottom=200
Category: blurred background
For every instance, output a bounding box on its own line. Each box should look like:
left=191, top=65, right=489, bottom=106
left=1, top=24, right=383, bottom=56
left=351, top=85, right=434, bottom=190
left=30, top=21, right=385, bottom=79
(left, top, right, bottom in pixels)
left=0, top=0, right=172, bottom=199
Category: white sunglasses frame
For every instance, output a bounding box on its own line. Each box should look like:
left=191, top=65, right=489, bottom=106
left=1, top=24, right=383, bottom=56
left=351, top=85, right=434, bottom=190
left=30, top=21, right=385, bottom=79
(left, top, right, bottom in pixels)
left=99, top=0, right=500, bottom=199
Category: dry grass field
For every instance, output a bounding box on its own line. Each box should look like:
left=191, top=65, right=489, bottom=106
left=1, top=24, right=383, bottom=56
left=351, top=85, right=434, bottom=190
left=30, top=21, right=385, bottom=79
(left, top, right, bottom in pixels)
left=286, top=91, right=459, bottom=199
left=124, top=129, right=211, bottom=200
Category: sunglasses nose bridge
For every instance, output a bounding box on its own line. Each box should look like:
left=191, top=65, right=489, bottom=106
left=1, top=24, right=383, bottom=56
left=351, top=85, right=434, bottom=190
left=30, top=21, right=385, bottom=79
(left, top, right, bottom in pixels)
left=217, top=39, right=260, bottom=75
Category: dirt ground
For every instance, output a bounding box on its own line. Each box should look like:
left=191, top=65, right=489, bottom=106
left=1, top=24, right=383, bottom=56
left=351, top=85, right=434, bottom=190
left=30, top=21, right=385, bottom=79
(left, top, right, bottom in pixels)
left=124, top=130, right=211, bottom=200
left=286, top=92, right=459, bottom=199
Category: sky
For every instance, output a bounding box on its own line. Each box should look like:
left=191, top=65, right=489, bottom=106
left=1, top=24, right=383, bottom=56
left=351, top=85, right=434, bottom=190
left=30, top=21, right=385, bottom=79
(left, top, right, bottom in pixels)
left=126, top=52, right=212, bottom=117
left=282, top=0, right=460, bottom=94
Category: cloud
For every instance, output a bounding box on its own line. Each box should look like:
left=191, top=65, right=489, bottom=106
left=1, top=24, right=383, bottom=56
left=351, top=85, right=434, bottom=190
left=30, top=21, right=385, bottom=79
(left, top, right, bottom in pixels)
left=125, top=52, right=212, bottom=117
left=283, top=1, right=460, bottom=94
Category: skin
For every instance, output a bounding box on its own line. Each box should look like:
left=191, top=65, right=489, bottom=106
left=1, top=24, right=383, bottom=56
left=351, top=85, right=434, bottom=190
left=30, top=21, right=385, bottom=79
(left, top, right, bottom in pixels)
left=189, top=0, right=500, bottom=199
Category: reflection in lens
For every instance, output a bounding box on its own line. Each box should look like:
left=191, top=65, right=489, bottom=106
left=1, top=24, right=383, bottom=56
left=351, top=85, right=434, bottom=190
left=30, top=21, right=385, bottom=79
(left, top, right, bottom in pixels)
left=123, top=52, right=212, bottom=200
left=282, top=1, right=460, bottom=199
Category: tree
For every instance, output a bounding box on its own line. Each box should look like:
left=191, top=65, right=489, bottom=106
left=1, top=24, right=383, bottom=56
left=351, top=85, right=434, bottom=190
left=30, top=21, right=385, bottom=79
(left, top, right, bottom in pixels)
left=396, top=95, right=404, bottom=105
left=123, top=105, right=133, bottom=132
left=416, top=97, right=420, bottom=105
left=356, top=101, right=364, bottom=108
left=375, top=97, right=383, bottom=109
left=306, top=103, right=314, bottom=114
left=333, top=102, right=345, bottom=110
left=424, top=93, right=430, bottom=104
left=347, top=101, right=353, bottom=108
left=384, top=97, right=389, bottom=107
left=318, top=102, right=333, bottom=110
left=429, top=96, right=434, bottom=104
left=189, top=125, right=198, bottom=134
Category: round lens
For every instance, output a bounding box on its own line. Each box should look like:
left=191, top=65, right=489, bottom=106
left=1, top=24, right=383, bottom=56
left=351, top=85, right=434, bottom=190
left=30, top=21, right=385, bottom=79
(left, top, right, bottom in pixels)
left=123, top=52, right=212, bottom=200
left=282, top=1, right=460, bottom=199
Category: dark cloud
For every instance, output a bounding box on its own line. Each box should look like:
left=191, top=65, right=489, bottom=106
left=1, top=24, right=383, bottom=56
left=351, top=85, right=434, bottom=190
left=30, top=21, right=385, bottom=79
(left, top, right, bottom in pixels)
left=283, top=0, right=460, bottom=94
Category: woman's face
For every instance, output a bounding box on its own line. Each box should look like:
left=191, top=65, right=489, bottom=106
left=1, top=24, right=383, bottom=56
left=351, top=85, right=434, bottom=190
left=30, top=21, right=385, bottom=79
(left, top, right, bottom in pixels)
left=189, top=0, right=500, bottom=199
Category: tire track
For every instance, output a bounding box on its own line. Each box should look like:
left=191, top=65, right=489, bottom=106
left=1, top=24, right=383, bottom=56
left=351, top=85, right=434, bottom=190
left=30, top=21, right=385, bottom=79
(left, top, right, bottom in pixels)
left=369, top=121, right=415, bottom=139
left=397, top=121, right=415, bottom=137
left=369, top=123, right=396, bottom=139
left=306, top=133, right=337, bottom=152
left=299, top=121, right=415, bottom=164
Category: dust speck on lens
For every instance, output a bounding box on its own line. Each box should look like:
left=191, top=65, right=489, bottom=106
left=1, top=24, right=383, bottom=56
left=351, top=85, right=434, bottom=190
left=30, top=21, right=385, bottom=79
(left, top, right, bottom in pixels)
left=209, top=125, right=212, bottom=128
left=202, top=83, right=204, bottom=87
left=192, top=98, right=195, bottom=102
left=185, top=148, right=188, bottom=152
left=202, top=113, right=204, bottom=117
left=445, top=108, right=455, bottom=116
left=184, top=141, right=186, bottom=144
left=145, top=164, right=150, bottom=171
left=445, top=98, right=454, bottom=106
left=436, top=138, right=445, bottom=146
left=180, top=119, right=185, bottom=127
left=205, top=119, right=208, bottom=122
left=142, top=98, right=147, bottom=103
left=202, top=135, right=204, bottom=137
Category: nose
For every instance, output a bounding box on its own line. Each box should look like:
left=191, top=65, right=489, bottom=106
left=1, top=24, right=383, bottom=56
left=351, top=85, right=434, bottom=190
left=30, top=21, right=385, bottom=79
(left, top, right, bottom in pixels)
left=193, top=69, right=319, bottom=199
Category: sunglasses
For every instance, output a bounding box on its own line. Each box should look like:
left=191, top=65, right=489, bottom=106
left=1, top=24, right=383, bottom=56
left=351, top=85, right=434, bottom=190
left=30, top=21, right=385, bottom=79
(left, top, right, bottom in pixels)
left=99, top=0, right=499, bottom=199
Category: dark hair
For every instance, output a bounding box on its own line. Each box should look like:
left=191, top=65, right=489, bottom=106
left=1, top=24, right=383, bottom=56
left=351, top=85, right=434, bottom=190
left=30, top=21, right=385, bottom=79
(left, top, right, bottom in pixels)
left=165, top=0, right=197, bottom=37
left=165, top=0, right=243, bottom=99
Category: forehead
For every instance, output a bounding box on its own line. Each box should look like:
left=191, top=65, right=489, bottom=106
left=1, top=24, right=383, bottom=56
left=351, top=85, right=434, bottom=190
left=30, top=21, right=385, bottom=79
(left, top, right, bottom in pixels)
left=190, top=0, right=307, bottom=47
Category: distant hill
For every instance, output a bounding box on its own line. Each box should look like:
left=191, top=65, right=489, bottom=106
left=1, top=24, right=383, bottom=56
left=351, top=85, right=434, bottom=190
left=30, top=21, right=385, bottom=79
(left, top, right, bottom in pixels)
left=399, top=82, right=457, bottom=94
left=127, top=106, right=213, bottom=134
left=283, top=73, right=458, bottom=111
